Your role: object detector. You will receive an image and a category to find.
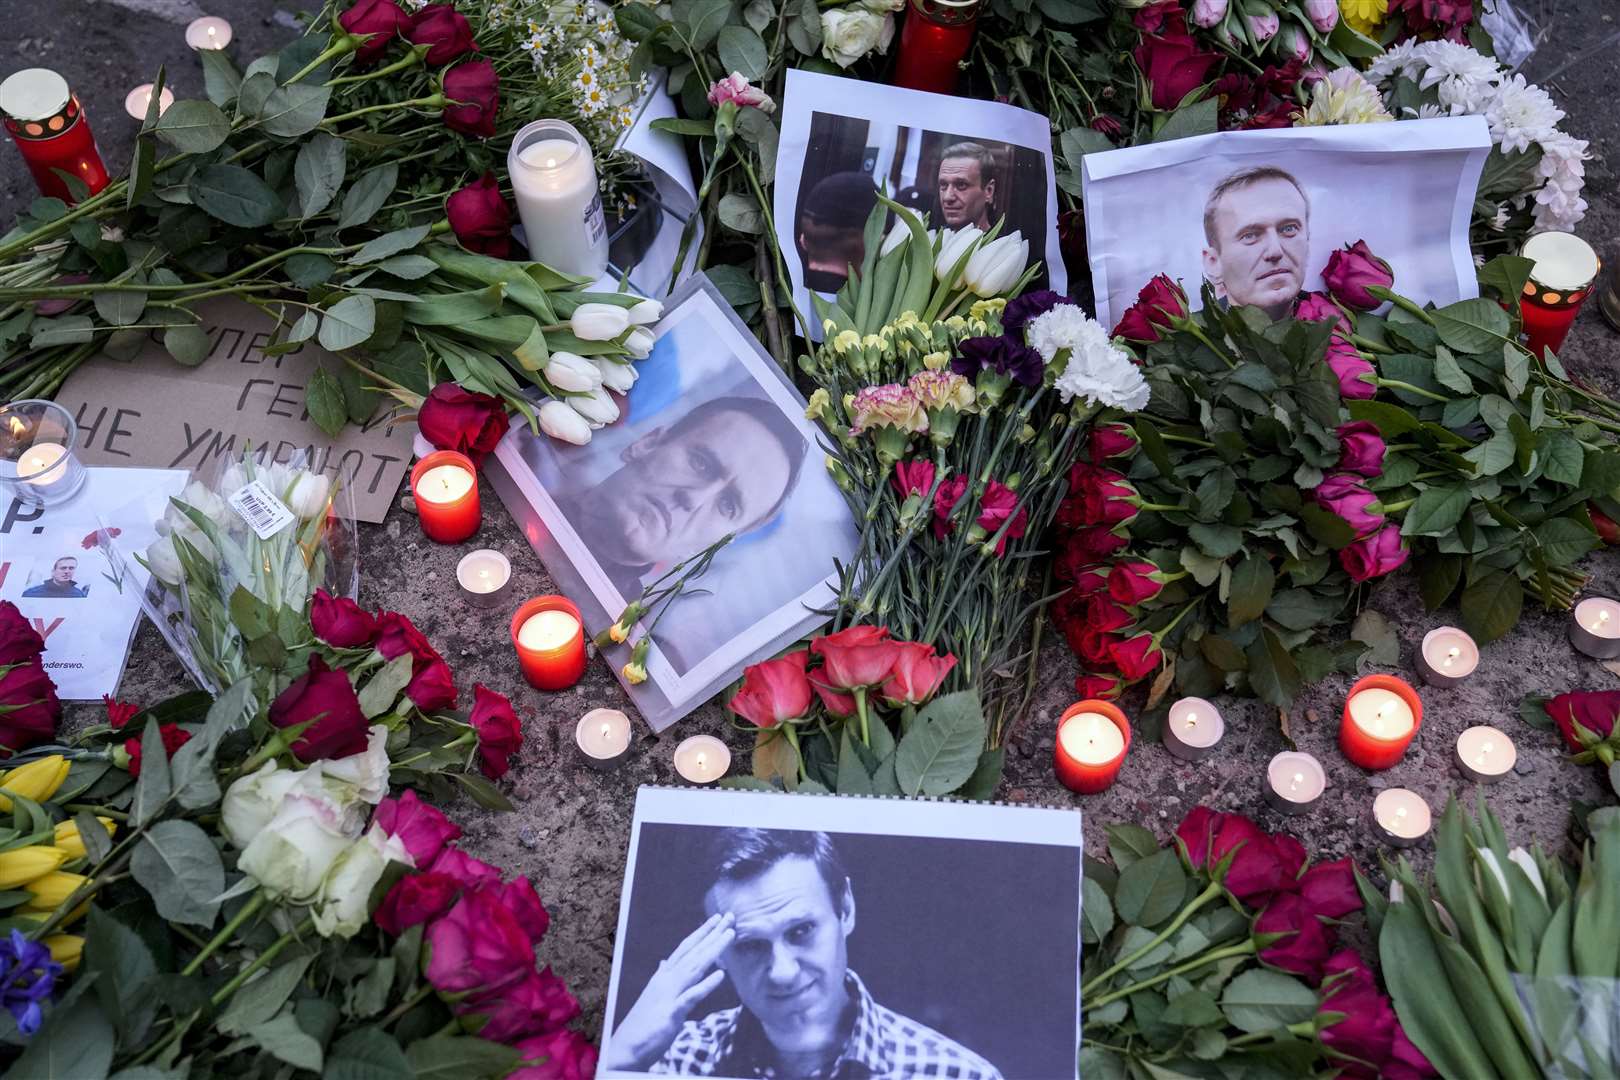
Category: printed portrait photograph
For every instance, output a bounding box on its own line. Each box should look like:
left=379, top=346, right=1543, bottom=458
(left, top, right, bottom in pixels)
left=507, top=283, right=858, bottom=696
left=21, top=555, right=90, bottom=599
left=601, top=821, right=1082, bottom=1080
left=1081, top=116, right=1492, bottom=330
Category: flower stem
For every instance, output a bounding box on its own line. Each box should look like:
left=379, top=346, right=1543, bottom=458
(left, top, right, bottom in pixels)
left=322, top=95, right=446, bottom=128
left=285, top=34, right=358, bottom=87
left=1086, top=940, right=1256, bottom=1010
left=1375, top=378, right=1449, bottom=403
left=1081, top=880, right=1222, bottom=995
left=182, top=892, right=267, bottom=976
left=853, top=687, right=871, bottom=747
left=210, top=916, right=313, bottom=1007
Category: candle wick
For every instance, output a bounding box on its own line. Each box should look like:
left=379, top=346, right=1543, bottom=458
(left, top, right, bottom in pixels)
left=1396, top=806, right=1407, bottom=820
left=601, top=724, right=610, bottom=738
left=1289, top=772, right=1302, bottom=793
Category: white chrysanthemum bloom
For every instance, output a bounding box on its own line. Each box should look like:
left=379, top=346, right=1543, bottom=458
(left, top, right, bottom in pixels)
left=1413, top=103, right=1449, bottom=121
left=1029, top=305, right=1151, bottom=412
left=1366, top=38, right=1425, bottom=84
left=1295, top=68, right=1393, bottom=126
left=1416, top=40, right=1502, bottom=94
left=1487, top=74, right=1564, bottom=155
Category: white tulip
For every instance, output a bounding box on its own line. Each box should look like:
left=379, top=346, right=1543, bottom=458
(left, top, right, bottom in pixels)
left=570, top=302, right=631, bottom=341
left=934, top=225, right=984, bottom=284
left=879, top=220, right=910, bottom=257
left=221, top=761, right=304, bottom=849
left=218, top=463, right=250, bottom=496
left=179, top=480, right=230, bottom=527
left=312, top=825, right=412, bottom=938
left=596, top=356, right=639, bottom=393
left=143, top=535, right=183, bottom=586
left=538, top=400, right=593, bottom=445
left=570, top=386, right=621, bottom=427
left=627, top=298, right=663, bottom=325
left=963, top=231, right=1028, bottom=298
left=544, top=351, right=604, bottom=393
left=169, top=521, right=217, bottom=565
left=284, top=471, right=332, bottom=521
left=1507, top=847, right=1548, bottom=902
left=238, top=791, right=358, bottom=902
left=321, top=725, right=391, bottom=806
left=623, top=327, right=656, bottom=359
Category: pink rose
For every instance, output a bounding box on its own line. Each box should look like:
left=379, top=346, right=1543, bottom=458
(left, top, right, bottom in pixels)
left=1191, top=0, right=1228, bottom=27
left=512, top=1028, right=600, bottom=1080
left=374, top=788, right=463, bottom=865
left=1339, top=524, right=1408, bottom=582
left=461, top=967, right=579, bottom=1041
left=1326, top=335, right=1376, bottom=399
left=811, top=625, right=901, bottom=690
left=429, top=846, right=502, bottom=890
left=375, top=872, right=460, bottom=936
left=424, top=888, right=534, bottom=995
left=1335, top=421, right=1386, bottom=478
left=729, top=651, right=815, bottom=728
left=1314, top=473, right=1383, bottom=538
left=493, top=876, right=550, bottom=943
left=879, top=642, right=956, bottom=706
left=1295, top=292, right=1350, bottom=332
left=1323, top=240, right=1395, bottom=311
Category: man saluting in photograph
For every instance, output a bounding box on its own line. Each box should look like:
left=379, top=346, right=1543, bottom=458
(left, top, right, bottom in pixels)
left=935, top=142, right=998, bottom=232
left=1201, top=165, right=1311, bottom=321
left=603, top=829, right=1003, bottom=1079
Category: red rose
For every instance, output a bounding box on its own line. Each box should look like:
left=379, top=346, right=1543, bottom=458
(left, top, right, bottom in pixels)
left=492, top=876, right=550, bottom=943
left=728, top=651, right=814, bottom=728
left=0, top=661, right=59, bottom=757
left=1175, top=806, right=1221, bottom=867
left=311, top=587, right=378, bottom=648
left=430, top=846, right=502, bottom=890
left=442, top=60, right=500, bottom=138
left=880, top=643, right=956, bottom=706
left=1178, top=808, right=1291, bottom=904
left=1089, top=422, right=1138, bottom=463
left=1058, top=528, right=1129, bottom=575
left=1072, top=566, right=1110, bottom=594
left=1298, top=857, right=1361, bottom=919
left=469, top=684, right=522, bottom=779
left=813, top=682, right=856, bottom=717
left=891, top=459, right=936, bottom=500
left=1133, top=25, right=1218, bottom=111
left=446, top=173, right=513, bottom=259
left=461, top=966, right=579, bottom=1042
left=124, top=723, right=192, bottom=778
left=417, top=382, right=510, bottom=465
left=374, top=612, right=458, bottom=711
left=1059, top=464, right=1137, bottom=529
left=1318, top=952, right=1408, bottom=1076
left=1545, top=689, right=1620, bottom=753
left=0, top=601, right=45, bottom=668
left=1334, top=421, right=1385, bottom=479
left=269, top=655, right=370, bottom=760
left=513, top=1029, right=600, bottom=1080
left=375, top=788, right=463, bottom=865
left=1057, top=208, right=1086, bottom=282
left=1273, top=832, right=1307, bottom=883
left=1314, top=473, right=1383, bottom=539
left=1256, top=893, right=1334, bottom=982
left=375, top=871, right=460, bottom=936
left=1338, top=524, right=1408, bottom=583
left=1326, top=334, right=1376, bottom=399
left=1077, top=628, right=1120, bottom=667
left=339, top=0, right=412, bottom=66
left=1132, top=0, right=1183, bottom=32
left=811, top=625, right=901, bottom=690
left=1323, top=240, right=1395, bottom=311
left=1074, top=674, right=1123, bottom=699
left=407, top=3, right=478, bottom=65
left=425, top=887, right=534, bottom=995
left=975, top=480, right=1027, bottom=555
left=1086, top=594, right=1134, bottom=634
left=1591, top=504, right=1620, bottom=545
left=1108, top=632, right=1162, bottom=680
left=1107, top=560, right=1163, bottom=605
left=1112, top=274, right=1188, bottom=342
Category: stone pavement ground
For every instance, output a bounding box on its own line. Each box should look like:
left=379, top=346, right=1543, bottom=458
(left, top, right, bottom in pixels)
left=3, top=0, right=1620, bottom=1035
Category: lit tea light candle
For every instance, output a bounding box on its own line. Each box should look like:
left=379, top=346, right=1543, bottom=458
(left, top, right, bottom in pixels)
left=455, top=549, right=511, bottom=609
left=410, top=450, right=480, bottom=543
left=510, top=596, right=587, bottom=690
left=1054, top=700, right=1130, bottom=794
left=1372, top=788, right=1431, bottom=848
left=1264, top=751, right=1325, bottom=815
left=1455, top=724, right=1516, bottom=784
left=1, top=400, right=87, bottom=506
left=1415, top=626, right=1478, bottom=688
left=1570, top=597, right=1620, bottom=660
left=123, top=84, right=173, bottom=120
left=673, top=734, right=730, bottom=784
left=17, top=441, right=67, bottom=485
left=185, top=15, right=234, bottom=50
left=1340, top=675, right=1421, bottom=771
left=576, top=708, right=632, bottom=771
left=1163, top=697, right=1224, bottom=762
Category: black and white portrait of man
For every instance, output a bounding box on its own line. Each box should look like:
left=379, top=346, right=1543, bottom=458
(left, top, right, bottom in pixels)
left=601, top=791, right=1084, bottom=1080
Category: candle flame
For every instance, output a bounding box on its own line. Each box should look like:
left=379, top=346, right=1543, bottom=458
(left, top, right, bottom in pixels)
left=1396, top=806, right=1407, bottom=820
left=696, top=753, right=706, bottom=770
left=207, top=24, right=216, bottom=36
left=1290, top=772, right=1303, bottom=792
left=546, top=156, right=557, bottom=168
left=1601, top=609, right=1611, bottom=626
left=1442, top=645, right=1460, bottom=668
left=6, top=417, right=23, bottom=437
left=1186, top=711, right=1197, bottom=728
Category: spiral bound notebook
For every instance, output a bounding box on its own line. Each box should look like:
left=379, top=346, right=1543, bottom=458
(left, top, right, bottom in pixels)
left=597, top=787, right=1083, bottom=1080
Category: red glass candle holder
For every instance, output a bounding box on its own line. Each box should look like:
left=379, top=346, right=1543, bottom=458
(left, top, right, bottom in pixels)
left=1519, top=231, right=1600, bottom=360
left=1054, top=700, right=1130, bottom=794
left=511, top=596, right=588, bottom=690
left=0, top=69, right=109, bottom=204
left=1339, top=674, right=1423, bottom=771
left=891, top=0, right=980, bottom=95
left=410, top=450, right=481, bottom=544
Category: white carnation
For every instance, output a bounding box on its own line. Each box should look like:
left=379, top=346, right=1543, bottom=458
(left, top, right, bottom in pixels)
left=1026, top=303, right=1098, bottom=362
left=1027, top=305, right=1151, bottom=412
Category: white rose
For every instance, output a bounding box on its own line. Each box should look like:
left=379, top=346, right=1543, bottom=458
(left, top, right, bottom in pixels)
left=221, top=761, right=304, bottom=849
left=820, top=9, right=894, bottom=68
left=569, top=302, right=631, bottom=341
left=311, top=824, right=413, bottom=938
left=143, top=535, right=183, bottom=587
left=320, top=725, right=391, bottom=806
left=595, top=356, right=639, bottom=393
left=284, top=471, right=332, bottom=521
left=569, top=387, right=621, bottom=427
left=623, top=327, right=656, bottom=359
left=538, top=400, right=593, bottom=445
left=544, top=351, right=604, bottom=393
left=627, top=298, right=663, bottom=325
left=238, top=791, right=359, bottom=902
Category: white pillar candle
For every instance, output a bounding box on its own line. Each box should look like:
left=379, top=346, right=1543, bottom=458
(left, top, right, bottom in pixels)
left=673, top=734, right=730, bottom=785
left=576, top=708, right=632, bottom=770
left=124, top=84, right=173, bottom=120
left=1416, top=626, right=1478, bottom=688
left=507, top=119, right=608, bottom=279
left=415, top=463, right=474, bottom=503
left=1372, top=788, right=1431, bottom=847
left=1455, top=725, right=1516, bottom=784
left=455, top=549, right=511, bottom=609
left=1571, top=597, right=1620, bottom=659
left=1264, top=751, right=1325, bottom=815
left=1163, top=697, right=1224, bottom=762
left=185, top=16, right=233, bottom=50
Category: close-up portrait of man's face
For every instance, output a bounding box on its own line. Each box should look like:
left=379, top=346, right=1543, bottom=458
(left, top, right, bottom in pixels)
left=579, top=399, right=800, bottom=569
left=51, top=557, right=76, bottom=584
left=1202, top=168, right=1310, bottom=318
left=704, top=852, right=857, bottom=1059
left=937, top=145, right=996, bottom=231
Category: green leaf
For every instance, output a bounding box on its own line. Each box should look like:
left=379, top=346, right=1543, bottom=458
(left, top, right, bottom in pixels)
left=374, top=254, right=437, bottom=280
left=616, top=2, right=666, bottom=40
left=1431, top=346, right=1473, bottom=394
left=1194, top=468, right=1235, bottom=520
left=835, top=727, right=875, bottom=795
left=1153, top=98, right=1219, bottom=142
left=348, top=224, right=432, bottom=265
left=199, top=48, right=243, bottom=106
left=358, top=653, right=414, bottom=719
left=295, top=132, right=346, bottom=220
left=325, top=1026, right=413, bottom=1080
left=258, top=82, right=332, bottom=138
left=1460, top=569, right=1524, bottom=644
left=1584, top=449, right=1620, bottom=499
left=85, top=907, right=157, bottom=1045
left=153, top=100, right=230, bottom=153
left=1417, top=552, right=1463, bottom=610
left=305, top=364, right=349, bottom=437
left=188, top=164, right=283, bottom=228
left=1345, top=399, right=1422, bottom=437
left=237, top=70, right=276, bottom=121
left=1246, top=627, right=1301, bottom=708
left=250, top=1009, right=324, bottom=1073
left=1402, top=485, right=1470, bottom=537
left=683, top=0, right=733, bottom=49
left=1534, top=516, right=1598, bottom=568
left=1114, top=848, right=1186, bottom=928
left=338, top=164, right=398, bottom=229
left=8, top=996, right=115, bottom=1080
left=1477, top=254, right=1536, bottom=305
left=1380, top=894, right=1503, bottom=1079
left=1463, top=430, right=1516, bottom=477
left=220, top=955, right=313, bottom=1036
left=649, top=117, right=716, bottom=137
left=1541, top=430, right=1583, bottom=487
left=1163, top=989, right=1223, bottom=1027
left=1219, top=969, right=1318, bottom=1033
left=405, top=1036, right=522, bottom=1080
left=401, top=284, right=504, bottom=326
left=287, top=252, right=337, bottom=288
left=30, top=316, right=94, bottom=348
left=130, top=719, right=173, bottom=826
left=162, top=323, right=210, bottom=366
left=448, top=771, right=514, bottom=812
left=716, top=26, right=768, bottom=79
left=717, top=192, right=764, bottom=235
left=1188, top=522, right=1242, bottom=559
left=1227, top=554, right=1274, bottom=629
left=129, top=819, right=223, bottom=927
left=1059, top=127, right=1113, bottom=173
left=1105, top=823, right=1160, bottom=870
left=318, top=295, right=377, bottom=351
left=1081, top=877, right=1114, bottom=945
left=893, top=691, right=987, bottom=796
left=94, top=289, right=147, bottom=327
left=1432, top=298, right=1512, bottom=353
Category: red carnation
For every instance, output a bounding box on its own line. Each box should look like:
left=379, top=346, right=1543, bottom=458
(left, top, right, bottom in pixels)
left=124, top=723, right=193, bottom=777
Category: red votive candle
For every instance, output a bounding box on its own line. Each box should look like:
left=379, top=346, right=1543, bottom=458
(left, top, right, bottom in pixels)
left=891, top=0, right=980, bottom=95
left=0, top=69, right=109, bottom=204
left=1519, top=231, right=1600, bottom=359
left=511, top=596, right=587, bottom=690
left=1339, top=674, right=1422, bottom=771
left=410, top=450, right=480, bottom=543
left=1054, top=700, right=1130, bottom=794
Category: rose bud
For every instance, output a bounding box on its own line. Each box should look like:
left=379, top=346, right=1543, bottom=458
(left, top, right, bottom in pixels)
left=1112, top=274, right=1187, bottom=342
left=728, top=651, right=815, bottom=728
left=1322, top=240, right=1395, bottom=311
left=1089, top=421, right=1138, bottom=463
left=1313, top=473, right=1383, bottom=538
left=441, top=59, right=499, bottom=138
left=445, top=172, right=512, bottom=258
left=1338, top=523, right=1408, bottom=582
left=1334, top=420, right=1386, bottom=478
left=1325, top=335, right=1376, bottom=399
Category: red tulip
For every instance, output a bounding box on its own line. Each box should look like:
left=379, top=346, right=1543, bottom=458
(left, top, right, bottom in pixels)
left=374, top=611, right=458, bottom=711
left=311, top=587, right=377, bottom=648
left=1545, top=689, right=1620, bottom=753
left=442, top=59, right=500, bottom=138
left=1107, top=560, right=1164, bottom=605
left=124, top=723, right=192, bottom=777
left=269, top=655, right=370, bottom=760
left=1323, top=240, right=1395, bottom=311
left=407, top=3, right=478, bottom=65
left=375, top=871, right=460, bottom=936
left=425, top=887, right=534, bottom=995
left=417, top=382, right=510, bottom=465
left=1335, top=421, right=1386, bottom=478
left=1108, top=632, right=1162, bottom=680
left=1339, top=523, right=1408, bottom=582
left=728, top=651, right=814, bottom=728
left=880, top=642, right=956, bottom=705
left=374, top=788, right=463, bottom=865
left=469, top=684, right=522, bottom=778
left=445, top=173, right=513, bottom=259
left=1255, top=892, right=1333, bottom=981
left=811, top=625, right=901, bottom=690
left=339, top=0, right=411, bottom=66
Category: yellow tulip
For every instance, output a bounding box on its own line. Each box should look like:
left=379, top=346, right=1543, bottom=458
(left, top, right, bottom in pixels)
left=43, top=934, right=82, bottom=972
left=0, top=846, right=67, bottom=890
left=21, top=870, right=89, bottom=912
left=52, top=817, right=115, bottom=860
left=0, top=756, right=71, bottom=811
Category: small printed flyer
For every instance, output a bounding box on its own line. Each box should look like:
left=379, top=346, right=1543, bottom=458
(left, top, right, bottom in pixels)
left=0, top=466, right=187, bottom=699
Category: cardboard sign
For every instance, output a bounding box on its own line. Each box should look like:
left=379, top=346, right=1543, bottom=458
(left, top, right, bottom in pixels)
left=54, top=298, right=414, bottom=523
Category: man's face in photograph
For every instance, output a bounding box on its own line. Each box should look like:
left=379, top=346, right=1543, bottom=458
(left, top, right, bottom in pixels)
left=937, top=155, right=994, bottom=231
left=593, top=405, right=793, bottom=567
left=51, top=558, right=76, bottom=585
left=705, top=856, right=856, bottom=1057
left=1203, top=177, right=1309, bottom=315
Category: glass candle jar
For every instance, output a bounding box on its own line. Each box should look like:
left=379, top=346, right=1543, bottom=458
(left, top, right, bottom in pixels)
left=0, top=69, right=109, bottom=204
left=507, top=119, right=609, bottom=279
left=1519, top=231, right=1600, bottom=359
left=0, top=399, right=87, bottom=506
left=891, top=0, right=980, bottom=95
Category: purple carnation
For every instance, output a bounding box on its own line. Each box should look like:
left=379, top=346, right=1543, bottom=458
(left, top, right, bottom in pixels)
left=1002, top=289, right=1066, bottom=333
left=951, top=335, right=1045, bottom=388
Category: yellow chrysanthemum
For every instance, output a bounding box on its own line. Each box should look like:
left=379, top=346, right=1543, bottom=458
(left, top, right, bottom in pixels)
left=1340, top=0, right=1387, bottom=35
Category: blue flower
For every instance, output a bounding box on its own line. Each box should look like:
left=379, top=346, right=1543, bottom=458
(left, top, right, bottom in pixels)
left=0, top=929, right=62, bottom=1036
